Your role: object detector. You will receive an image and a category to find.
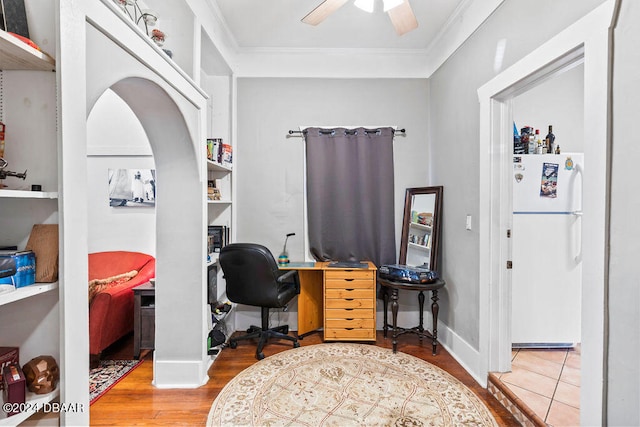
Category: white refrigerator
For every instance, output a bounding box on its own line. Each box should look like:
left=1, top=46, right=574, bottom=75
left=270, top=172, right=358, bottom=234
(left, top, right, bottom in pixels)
left=511, top=153, right=583, bottom=347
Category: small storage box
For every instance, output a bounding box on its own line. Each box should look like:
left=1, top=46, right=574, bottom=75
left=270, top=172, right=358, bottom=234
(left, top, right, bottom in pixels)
left=2, top=364, right=26, bottom=416
left=0, top=250, right=36, bottom=288
left=0, top=347, right=19, bottom=391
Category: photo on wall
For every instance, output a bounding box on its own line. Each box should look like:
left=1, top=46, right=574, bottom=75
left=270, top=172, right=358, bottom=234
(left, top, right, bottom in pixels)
left=108, top=169, right=156, bottom=207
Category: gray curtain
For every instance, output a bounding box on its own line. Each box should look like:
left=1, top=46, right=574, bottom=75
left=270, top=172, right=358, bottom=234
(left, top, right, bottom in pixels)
left=305, top=127, right=396, bottom=266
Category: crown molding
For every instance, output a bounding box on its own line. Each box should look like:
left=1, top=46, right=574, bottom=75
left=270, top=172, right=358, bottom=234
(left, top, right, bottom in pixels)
left=201, top=0, right=505, bottom=78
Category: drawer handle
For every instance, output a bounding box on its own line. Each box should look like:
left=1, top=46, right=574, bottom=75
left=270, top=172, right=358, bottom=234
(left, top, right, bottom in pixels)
left=346, top=318, right=354, bottom=321
left=345, top=288, right=354, bottom=292
left=345, top=298, right=354, bottom=301
left=345, top=278, right=355, bottom=281
left=345, top=308, right=354, bottom=311
left=345, top=328, right=354, bottom=330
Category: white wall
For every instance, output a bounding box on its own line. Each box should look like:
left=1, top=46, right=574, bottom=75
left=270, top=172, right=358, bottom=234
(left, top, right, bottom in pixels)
left=86, top=89, right=156, bottom=255
left=609, top=0, right=640, bottom=424
left=235, top=77, right=430, bottom=328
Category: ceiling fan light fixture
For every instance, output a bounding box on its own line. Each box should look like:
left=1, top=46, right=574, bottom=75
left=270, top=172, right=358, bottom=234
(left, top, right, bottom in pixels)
left=354, top=0, right=374, bottom=13
left=383, top=0, right=404, bottom=12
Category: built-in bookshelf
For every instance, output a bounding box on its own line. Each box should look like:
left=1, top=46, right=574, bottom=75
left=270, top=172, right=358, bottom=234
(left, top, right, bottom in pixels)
left=0, top=18, right=60, bottom=425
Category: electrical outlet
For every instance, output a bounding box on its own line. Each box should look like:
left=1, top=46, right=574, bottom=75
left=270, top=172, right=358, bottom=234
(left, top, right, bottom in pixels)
left=466, top=215, right=472, bottom=230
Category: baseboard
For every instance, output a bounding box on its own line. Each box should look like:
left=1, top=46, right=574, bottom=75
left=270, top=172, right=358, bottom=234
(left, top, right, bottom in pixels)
left=152, top=357, right=209, bottom=388
left=436, top=320, right=486, bottom=387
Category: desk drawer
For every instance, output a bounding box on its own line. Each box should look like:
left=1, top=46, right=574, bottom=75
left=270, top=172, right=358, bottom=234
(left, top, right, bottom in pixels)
left=324, top=328, right=376, bottom=340
left=325, top=298, right=375, bottom=309
left=325, top=288, right=373, bottom=299
left=324, top=269, right=374, bottom=280
left=325, top=279, right=373, bottom=289
left=325, top=308, right=372, bottom=319
left=326, top=318, right=374, bottom=329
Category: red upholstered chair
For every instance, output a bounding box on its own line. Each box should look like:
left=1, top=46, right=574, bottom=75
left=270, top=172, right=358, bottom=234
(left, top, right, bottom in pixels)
left=88, top=251, right=155, bottom=367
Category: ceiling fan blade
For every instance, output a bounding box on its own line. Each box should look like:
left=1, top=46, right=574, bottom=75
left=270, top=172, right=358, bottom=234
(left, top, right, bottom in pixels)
left=387, top=0, right=418, bottom=35
left=302, top=0, right=350, bottom=26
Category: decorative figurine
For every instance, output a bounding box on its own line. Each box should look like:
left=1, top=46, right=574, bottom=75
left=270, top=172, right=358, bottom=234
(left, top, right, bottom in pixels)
left=22, top=355, right=59, bottom=394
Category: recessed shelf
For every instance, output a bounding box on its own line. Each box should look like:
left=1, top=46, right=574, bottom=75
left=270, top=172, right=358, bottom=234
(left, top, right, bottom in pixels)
left=0, top=388, right=61, bottom=425
left=0, top=29, right=55, bottom=71
left=206, top=160, right=232, bottom=173
left=207, top=252, right=219, bottom=266
left=0, top=189, right=58, bottom=199
left=0, top=282, right=59, bottom=307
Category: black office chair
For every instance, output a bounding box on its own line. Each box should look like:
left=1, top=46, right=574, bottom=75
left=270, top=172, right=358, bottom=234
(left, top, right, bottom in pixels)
left=219, top=243, right=300, bottom=360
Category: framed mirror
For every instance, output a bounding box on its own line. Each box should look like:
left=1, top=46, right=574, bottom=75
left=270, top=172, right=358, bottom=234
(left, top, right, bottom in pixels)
left=398, top=186, right=443, bottom=271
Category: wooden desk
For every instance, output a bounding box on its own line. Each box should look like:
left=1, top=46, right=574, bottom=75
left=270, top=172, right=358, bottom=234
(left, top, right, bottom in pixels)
left=280, top=261, right=377, bottom=341
left=280, top=262, right=324, bottom=338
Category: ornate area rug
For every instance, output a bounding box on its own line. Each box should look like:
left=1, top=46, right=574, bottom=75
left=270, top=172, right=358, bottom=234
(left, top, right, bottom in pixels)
left=207, top=343, right=498, bottom=426
left=89, top=359, right=143, bottom=405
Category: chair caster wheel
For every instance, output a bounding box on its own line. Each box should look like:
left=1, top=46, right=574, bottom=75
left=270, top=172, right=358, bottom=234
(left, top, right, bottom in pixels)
left=293, top=342, right=300, bottom=348
left=247, top=326, right=259, bottom=333
left=229, top=341, right=238, bottom=349
left=282, top=326, right=289, bottom=335
left=256, top=352, right=265, bottom=360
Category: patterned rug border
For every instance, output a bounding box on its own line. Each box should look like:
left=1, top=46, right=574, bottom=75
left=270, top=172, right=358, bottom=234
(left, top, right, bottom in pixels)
left=89, top=359, right=143, bottom=405
left=208, top=343, right=499, bottom=426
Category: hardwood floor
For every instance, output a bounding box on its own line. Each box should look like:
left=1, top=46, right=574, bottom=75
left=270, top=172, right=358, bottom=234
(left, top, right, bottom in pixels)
left=90, top=331, right=520, bottom=426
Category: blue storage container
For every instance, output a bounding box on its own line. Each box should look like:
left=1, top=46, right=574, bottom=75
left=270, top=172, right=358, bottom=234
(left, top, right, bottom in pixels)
left=0, top=250, right=36, bottom=288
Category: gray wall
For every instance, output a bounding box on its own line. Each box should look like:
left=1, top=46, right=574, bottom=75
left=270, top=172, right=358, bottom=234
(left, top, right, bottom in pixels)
left=236, top=78, right=430, bottom=260
left=609, top=1, right=640, bottom=424
left=235, top=78, right=431, bottom=327
left=428, top=0, right=604, bottom=349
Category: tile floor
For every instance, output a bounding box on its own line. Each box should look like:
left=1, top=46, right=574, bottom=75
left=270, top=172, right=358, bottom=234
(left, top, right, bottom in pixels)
left=497, top=346, right=581, bottom=426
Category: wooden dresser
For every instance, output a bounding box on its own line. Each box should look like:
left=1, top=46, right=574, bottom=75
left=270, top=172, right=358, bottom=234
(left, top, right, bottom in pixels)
left=322, top=261, right=377, bottom=341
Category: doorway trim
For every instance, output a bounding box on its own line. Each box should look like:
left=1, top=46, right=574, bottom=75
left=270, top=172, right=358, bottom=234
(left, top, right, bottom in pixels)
left=477, top=1, right=614, bottom=424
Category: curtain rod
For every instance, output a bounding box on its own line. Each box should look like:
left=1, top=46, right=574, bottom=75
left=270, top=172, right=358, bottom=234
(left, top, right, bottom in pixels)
left=288, top=128, right=406, bottom=136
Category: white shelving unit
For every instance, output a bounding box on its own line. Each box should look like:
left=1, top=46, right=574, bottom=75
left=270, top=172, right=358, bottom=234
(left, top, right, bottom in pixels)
left=0, top=20, right=60, bottom=425
left=0, top=282, right=58, bottom=306
left=0, top=190, right=58, bottom=199
left=0, top=29, right=55, bottom=71
left=0, top=388, right=60, bottom=426
left=201, top=38, right=235, bottom=352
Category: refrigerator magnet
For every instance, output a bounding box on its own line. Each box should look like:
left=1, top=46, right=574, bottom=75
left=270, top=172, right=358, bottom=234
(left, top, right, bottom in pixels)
left=540, top=163, right=559, bottom=198
left=565, top=156, right=574, bottom=171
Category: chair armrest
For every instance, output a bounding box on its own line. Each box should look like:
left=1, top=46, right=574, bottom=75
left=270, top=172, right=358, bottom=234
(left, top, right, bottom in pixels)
left=277, top=269, right=300, bottom=293
left=277, top=269, right=297, bottom=283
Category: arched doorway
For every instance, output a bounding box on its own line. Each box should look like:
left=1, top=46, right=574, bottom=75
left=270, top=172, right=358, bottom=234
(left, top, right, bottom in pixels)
left=85, top=22, right=209, bottom=387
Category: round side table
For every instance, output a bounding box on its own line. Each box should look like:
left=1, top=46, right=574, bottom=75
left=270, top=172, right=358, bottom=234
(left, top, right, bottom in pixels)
left=378, top=276, right=446, bottom=355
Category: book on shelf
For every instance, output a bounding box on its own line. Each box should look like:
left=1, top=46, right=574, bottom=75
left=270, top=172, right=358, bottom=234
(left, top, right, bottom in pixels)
left=207, top=138, right=223, bottom=162
left=221, top=144, right=232, bottom=167
left=207, top=225, right=230, bottom=254
left=206, top=138, right=232, bottom=168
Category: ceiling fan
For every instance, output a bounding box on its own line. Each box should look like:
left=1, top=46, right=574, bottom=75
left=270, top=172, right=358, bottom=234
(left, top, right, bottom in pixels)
left=302, top=0, right=418, bottom=36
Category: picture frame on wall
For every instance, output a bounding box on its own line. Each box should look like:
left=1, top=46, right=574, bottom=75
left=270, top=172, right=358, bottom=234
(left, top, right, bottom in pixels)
left=108, top=169, right=156, bottom=207
left=0, top=0, right=30, bottom=39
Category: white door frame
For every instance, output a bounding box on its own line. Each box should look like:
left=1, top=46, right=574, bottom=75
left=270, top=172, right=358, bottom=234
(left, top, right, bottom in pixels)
left=477, top=1, right=614, bottom=424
